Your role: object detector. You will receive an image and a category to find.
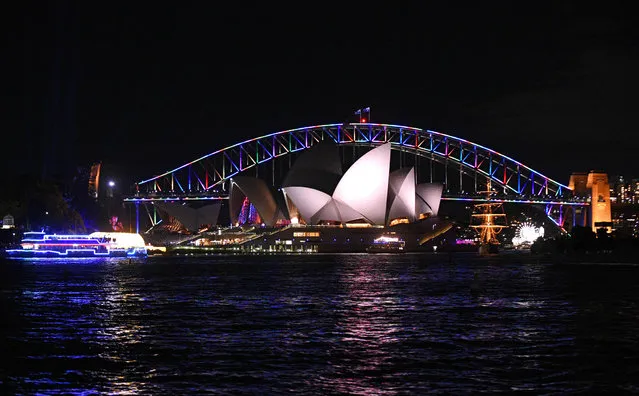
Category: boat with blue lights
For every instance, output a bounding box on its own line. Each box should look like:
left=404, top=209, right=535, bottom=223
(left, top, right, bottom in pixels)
left=366, top=234, right=406, bottom=253
left=4, top=231, right=148, bottom=258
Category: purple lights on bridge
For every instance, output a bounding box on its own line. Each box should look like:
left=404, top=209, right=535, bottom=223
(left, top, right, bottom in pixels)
left=133, top=122, right=571, bottom=199
left=124, top=122, right=584, bottom=230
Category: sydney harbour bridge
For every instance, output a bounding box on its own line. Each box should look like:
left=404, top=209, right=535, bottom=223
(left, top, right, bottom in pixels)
left=124, top=122, right=592, bottom=233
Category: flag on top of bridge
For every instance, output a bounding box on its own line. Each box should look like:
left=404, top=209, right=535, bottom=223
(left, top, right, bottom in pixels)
left=354, top=107, right=370, bottom=122
left=361, top=107, right=370, bottom=122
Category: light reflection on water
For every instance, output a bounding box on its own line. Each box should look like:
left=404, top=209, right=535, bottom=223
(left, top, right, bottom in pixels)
left=1, top=254, right=639, bottom=394
left=326, top=260, right=403, bottom=395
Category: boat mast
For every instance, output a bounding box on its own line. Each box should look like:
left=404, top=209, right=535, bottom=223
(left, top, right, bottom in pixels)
left=470, top=180, right=507, bottom=245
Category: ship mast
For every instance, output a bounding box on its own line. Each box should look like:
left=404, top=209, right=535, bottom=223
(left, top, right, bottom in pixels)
left=470, top=180, right=507, bottom=245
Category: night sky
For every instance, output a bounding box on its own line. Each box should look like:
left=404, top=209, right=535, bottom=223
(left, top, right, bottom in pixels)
left=4, top=2, right=638, bottom=189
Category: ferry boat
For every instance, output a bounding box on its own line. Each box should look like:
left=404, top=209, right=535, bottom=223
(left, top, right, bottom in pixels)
left=4, top=231, right=148, bottom=258
left=366, top=234, right=406, bottom=253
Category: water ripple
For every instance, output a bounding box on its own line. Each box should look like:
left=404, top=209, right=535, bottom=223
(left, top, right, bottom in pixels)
left=1, top=254, right=639, bottom=394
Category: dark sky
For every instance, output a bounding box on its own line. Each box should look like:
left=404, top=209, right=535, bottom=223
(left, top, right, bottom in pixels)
left=3, top=2, right=638, bottom=188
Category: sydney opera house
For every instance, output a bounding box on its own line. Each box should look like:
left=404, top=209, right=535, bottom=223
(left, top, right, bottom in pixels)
left=152, top=143, right=453, bottom=253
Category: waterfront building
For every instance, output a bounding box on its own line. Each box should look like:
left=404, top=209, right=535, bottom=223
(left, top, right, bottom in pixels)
left=2, top=214, right=15, bottom=229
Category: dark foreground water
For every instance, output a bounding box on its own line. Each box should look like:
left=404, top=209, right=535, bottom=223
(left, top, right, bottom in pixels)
left=1, top=254, right=639, bottom=395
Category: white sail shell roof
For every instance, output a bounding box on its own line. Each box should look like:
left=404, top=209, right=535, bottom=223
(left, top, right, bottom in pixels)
left=331, top=198, right=369, bottom=223
left=282, top=143, right=443, bottom=226
left=387, top=167, right=416, bottom=224
left=311, top=199, right=342, bottom=224
left=282, top=187, right=372, bottom=225
left=332, top=143, right=391, bottom=225
left=416, top=183, right=444, bottom=217
left=230, top=176, right=283, bottom=226
left=281, top=186, right=332, bottom=224
left=282, top=142, right=342, bottom=194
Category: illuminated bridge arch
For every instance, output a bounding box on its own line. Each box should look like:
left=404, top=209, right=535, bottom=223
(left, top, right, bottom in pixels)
left=135, top=123, right=572, bottom=201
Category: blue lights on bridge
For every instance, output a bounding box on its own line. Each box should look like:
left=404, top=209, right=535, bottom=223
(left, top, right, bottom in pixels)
left=131, top=122, right=572, bottom=201
left=124, top=122, right=587, bottom=230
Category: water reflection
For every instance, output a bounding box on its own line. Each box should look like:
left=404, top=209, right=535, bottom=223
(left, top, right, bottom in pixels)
left=97, top=266, right=149, bottom=394
left=322, top=256, right=402, bottom=395
left=2, top=255, right=639, bottom=394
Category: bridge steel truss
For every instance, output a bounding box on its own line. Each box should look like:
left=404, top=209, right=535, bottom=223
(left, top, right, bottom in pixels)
left=128, top=123, right=589, bottom=230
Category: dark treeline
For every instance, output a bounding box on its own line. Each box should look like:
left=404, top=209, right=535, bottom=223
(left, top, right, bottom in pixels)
left=0, top=172, right=104, bottom=234
left=531, top=225, right=639, bottom=256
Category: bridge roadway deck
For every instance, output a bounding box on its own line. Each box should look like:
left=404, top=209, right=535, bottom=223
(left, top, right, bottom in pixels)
left=123, top=193, right=590, bottom=206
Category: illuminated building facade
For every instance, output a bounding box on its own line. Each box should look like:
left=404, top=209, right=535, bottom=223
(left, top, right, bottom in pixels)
left=608, top=175, right=639, bottom=238
left=611, top=208, right=639, bottom=238
left=611, top=176, right=639, bottom=205
left=614, top=176, right=631, bottom=203
left=88, top=162, right=102, bottom=200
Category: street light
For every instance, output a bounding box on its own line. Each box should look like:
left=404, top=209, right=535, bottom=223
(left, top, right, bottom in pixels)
left=107, top=181, right=115, bottom=198
left=106, top=181, right=116, bottom=221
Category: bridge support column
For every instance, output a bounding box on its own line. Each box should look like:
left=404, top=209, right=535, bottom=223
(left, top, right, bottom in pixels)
left=587, top=172, right=612, bottom=232
left=430, top=154, right=433, bottom=183
left=474, top=171, right=477, bottom=193
left=444, top=159, right=448, bottom=191
left=545, top=203, right=568, bottom=231
left=135, top=202, right=140, bottom=234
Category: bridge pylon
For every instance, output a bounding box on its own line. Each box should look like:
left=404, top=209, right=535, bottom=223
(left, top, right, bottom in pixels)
left=568, top=171, right=612, bottom=232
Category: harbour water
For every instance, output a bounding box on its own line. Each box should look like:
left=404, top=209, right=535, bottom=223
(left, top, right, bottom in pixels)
left=1, top=254, right=639, bottom=394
